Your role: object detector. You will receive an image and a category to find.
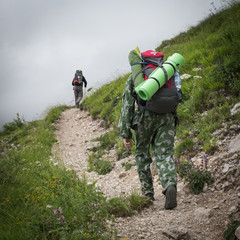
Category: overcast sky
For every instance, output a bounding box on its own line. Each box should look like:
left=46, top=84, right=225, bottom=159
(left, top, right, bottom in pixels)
left=0, top=0, right=225, bottom=129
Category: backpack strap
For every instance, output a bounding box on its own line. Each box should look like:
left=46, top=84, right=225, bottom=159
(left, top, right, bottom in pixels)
left=132, top=63, right=149, bottom=82
left=132, top=61, right=169, bottom=89
left=159, top=65, right=169, bottom=85
left=164, top=61, right=177, bottom=72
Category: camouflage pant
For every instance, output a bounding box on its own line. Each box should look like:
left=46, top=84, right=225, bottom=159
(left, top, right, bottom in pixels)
left=134, top=111, right=177, bottom=195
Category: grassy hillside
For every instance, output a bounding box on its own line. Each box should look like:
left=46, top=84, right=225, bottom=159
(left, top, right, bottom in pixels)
left=82, top=2, right=240, bottom=156
left=0, top=106, right=112, bottom=239
left=0, top=106, right=152, bottom=239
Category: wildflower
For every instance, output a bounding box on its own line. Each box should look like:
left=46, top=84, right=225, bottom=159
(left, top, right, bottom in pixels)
left=46, top=205, right=52, bottom=208
left=54, top=207, right=63, bottom=215
left=58, top=207, right=63, bottom=214
left=190, top=160, right=195, bottom=168
left=57, top=215, right=65, bottom=222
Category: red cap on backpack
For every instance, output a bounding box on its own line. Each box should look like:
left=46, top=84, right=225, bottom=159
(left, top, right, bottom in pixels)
left=141, top=50, right=164, bottom=58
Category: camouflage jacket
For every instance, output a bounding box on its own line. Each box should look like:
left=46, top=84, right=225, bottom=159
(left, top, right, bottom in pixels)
left=119, top=73, right=180, bottom=139
left=119, top=74, right=136, bottom=139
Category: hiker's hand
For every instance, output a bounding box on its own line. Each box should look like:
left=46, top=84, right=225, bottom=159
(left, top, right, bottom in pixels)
left=124, top=139, right=132, bottom=150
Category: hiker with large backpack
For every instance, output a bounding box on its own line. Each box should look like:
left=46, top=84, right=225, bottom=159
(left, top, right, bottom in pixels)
left=72, top=69, right=87, bottom=108
left=119, top=49, right=183, bottom=209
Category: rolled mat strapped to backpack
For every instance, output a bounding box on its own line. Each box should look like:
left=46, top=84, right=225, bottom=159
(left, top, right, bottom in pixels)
left=135, top=53, right=184, bottom=101
left=128, top=48, right=145, bottom=88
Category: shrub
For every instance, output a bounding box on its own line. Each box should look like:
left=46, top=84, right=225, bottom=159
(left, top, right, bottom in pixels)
left=107, top=192, right=152, bottom=218
left=175, top=138, right=195, bottom=158
left=2, top=113, right=25, bottom=134
left=87, top=152, right=113, bottom=175
left=90, top=128, right=119, bottom=152
left=223, top=220, right=240, bottom=240
left=176, top=154, right=214, bottom=194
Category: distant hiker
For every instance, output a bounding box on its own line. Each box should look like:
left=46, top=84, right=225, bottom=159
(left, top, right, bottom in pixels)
left=72, top=70, right=87, bottom=108
left=119, top=49, right=182, bottom=209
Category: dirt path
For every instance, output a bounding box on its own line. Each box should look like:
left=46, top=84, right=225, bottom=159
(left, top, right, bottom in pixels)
left=53, top=108, right=239, bottom=240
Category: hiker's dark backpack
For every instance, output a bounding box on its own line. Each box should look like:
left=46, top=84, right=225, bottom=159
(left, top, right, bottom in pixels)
left=135, top=50, right=180, bottom=114
left=73, top=70, right=83, bottom=86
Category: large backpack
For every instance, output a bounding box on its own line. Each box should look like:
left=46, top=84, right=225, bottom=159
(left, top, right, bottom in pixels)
left=73, top=70, right=83, bottom=86
left=134, top=50, right=180, bottom=114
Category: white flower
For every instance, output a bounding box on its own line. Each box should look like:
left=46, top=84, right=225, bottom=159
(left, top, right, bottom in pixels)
left=36, top=161, right=41, bottom=166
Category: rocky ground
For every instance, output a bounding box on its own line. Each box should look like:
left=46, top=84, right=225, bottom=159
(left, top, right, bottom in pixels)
left=53, top=107, right=240, bottom=240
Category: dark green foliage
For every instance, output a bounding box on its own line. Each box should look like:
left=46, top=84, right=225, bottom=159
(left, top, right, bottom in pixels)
left=1, top=113, right=25, bottom=135
left=124, top=162, right=136, bottom=171
left=90, top=128, right=120, bottom=152
left=107, top=193, right=152, bottom=217
left=186, top=168, right=215, bottom=194
left=128, top=192, right=152, bottom=211
left=223, top=221, right=240, bottom=240
left=176, top=160, right=193, bottom=178
left=86, top=129, right=119, bottom=174
left=87, top=151, right=113, bottom=175
left=175, top=138, right=195, bottom=158
left=176, top=156, right=215, bottom=194
left=107, top=197, right=132, bottom=217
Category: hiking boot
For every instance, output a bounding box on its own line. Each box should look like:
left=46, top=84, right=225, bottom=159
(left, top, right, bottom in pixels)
left=145, top=193, right=155, bottom=201
left=164, top=185, right=177, bottom=210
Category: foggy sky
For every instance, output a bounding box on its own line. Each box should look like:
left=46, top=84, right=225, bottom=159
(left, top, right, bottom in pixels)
left=0, top=0, right=224, bottom=129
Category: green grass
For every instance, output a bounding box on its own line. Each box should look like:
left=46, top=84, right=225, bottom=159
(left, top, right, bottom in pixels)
left=81, top=74, right=130, bottom=127
left=223, top=220, right=240, bottom=240
left=87, top=151, right=114, bottom=175
left=107, top=192, right=152, bottom=218
left=0, top=105, right=153, bottom=239
left=0, top=106, right=111, bottom=239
